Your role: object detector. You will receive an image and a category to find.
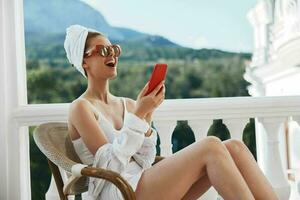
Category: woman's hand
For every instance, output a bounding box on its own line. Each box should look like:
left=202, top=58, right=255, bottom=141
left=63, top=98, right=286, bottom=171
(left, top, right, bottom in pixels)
left=133, top=80, right=165, bottom=119
left=145, top=111, right=153, bottom=124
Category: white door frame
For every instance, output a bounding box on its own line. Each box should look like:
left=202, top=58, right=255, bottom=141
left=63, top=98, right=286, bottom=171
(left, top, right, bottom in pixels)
left=0, top=0, right=29, bottom=199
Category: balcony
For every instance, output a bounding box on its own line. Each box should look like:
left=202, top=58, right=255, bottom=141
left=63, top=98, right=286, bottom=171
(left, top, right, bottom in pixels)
left=1, top=0, right=300, bottom=199
left=10, top=96, right=300, bottom=199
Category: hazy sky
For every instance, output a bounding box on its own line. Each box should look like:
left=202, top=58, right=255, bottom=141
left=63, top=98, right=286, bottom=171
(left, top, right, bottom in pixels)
left=81, top=0, right=257, bottom=53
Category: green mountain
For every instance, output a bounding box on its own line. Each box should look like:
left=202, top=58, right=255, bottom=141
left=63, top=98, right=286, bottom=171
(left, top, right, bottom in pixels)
left=23, top=0, right=252, bottom=62
left=23, top=0, right=177, bottom=46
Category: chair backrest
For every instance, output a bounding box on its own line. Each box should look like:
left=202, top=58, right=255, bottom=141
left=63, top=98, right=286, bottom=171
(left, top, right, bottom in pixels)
left=33, top=122, right=88, bottom=194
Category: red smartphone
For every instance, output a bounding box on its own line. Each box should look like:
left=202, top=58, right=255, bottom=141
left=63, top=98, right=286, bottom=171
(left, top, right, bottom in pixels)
left=144, top=63, right=168, bottom=96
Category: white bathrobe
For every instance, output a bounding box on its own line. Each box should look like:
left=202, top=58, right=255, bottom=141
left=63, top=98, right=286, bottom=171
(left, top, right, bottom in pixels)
left=73, top=111, right=157, bottom=200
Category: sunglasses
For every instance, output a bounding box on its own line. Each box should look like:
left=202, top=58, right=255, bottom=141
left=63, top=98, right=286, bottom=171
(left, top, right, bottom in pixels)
left=84, top=44, right=122, bottom=58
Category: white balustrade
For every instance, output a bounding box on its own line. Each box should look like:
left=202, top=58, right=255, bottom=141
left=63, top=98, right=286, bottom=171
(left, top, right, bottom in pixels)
left=288, top=169, right=300, bottom=200
left=188, top=119, right=212, bottom=141
left=45, top=176, right=60, bottom=200
left=257, top=117, right=291, bottom=199
left=2, top=0, right=300, bottom=199
left=10, top=96, right=300, bottom=199
left=153, top=120, right=177, bottom=156
left=45, top=169, right=75, bottom=200
left=223, top=119, right=249, bottom=140
left=292, top=116, right=300, bottom=126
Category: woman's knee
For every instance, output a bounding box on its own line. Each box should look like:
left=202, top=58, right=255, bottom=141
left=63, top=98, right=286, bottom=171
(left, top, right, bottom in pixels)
left=223, top=139, right=247, bottom=155
left=200, top=136, right=227, bottom=159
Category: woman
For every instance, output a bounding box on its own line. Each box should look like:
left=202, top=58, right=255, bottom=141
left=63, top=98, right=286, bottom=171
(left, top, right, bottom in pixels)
left=64, top=25, right=278, bottom=200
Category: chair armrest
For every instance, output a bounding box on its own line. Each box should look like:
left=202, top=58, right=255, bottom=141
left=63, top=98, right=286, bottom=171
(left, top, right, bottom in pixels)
left=65, top=156, right=165, bottom=199
left=153, top=156, right=165, bottom=165
left=81, top=166, right=136, bottom=200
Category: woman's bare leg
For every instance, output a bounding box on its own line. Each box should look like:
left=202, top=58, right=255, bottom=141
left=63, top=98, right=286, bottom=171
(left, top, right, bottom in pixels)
left=181, top=174, right=211, bottom=200
left=181, top=139, right=278, bottom=200
left=135, top=136, right=254, bottom=200
left=223, top=139, right=278, bottom=200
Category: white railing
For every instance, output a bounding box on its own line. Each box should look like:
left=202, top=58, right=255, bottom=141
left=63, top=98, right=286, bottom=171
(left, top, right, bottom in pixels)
left=14, top=96, right=300, bottom=200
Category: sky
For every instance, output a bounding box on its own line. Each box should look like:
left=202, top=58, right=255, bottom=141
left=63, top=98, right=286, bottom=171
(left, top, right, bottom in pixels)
left=81, top=0, right=257, bottom=53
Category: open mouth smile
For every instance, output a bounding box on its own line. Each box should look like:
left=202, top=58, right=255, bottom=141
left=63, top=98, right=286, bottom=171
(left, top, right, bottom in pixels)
left=105, top=60, right=116, bottom=68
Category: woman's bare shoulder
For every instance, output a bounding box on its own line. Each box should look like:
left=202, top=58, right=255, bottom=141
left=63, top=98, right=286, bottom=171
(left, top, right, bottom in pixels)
left=69, top=98, right=96, bottom=122
left=70, top=98, right=90, bottom=111
left=67, top=98, right=94, bottom=139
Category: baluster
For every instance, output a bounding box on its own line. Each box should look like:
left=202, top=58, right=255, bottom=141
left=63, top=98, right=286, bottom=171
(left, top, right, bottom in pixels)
left=153, top=120, right=177, bottom=156
left=288, top=169, right=300, bottom=200
left=46, top=171, right=75, bottom=200
left=292, top=116, right=300, bottom=126
left=258, top=117, right=290, bottom=200
left=59, top=168, right=75, bottom=200
left=296, top=171, right=300, bottom=199
left=188, top=119, right=212, bottom=141
left=255, top=118, right=268, bottom=173
left=45, top=175, right=60, bottom=200
left=223, top=119, right=249, bottom=141
left=197, top=187, right=219, bottom=200
left=291, top=116, right=300, bottom=197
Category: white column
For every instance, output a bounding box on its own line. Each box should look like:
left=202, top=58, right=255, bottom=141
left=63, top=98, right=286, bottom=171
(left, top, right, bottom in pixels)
left=45, top=176, right=60, bottom=200
left=293, top=116, right=300, bottom=126
left=46, top=170, right=75, bottom=200
left=188, top=119, right=212, bottom=142
left=153, top=120, right=177, bottom=156
left=289, top=169, right=300, bottom=200
left=255, top=118, right=268, bottom=173
left=197, top=187, right=219, bottom=200
left=291, top=116, right=300, bottom=197
left=0, top=0, right=28, bottom=199
left=296, top=171, right=300, bottom=199
left=258, top=117, right=290, bottom=200
left=0, top=0, right=8, bottom=198
left=223, top=119, right=249, bottom=141
left=0, top=13, right=8, bottom=196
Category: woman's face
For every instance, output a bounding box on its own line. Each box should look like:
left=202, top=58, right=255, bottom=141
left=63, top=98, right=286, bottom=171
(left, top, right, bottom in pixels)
left=82, top=35, right=119, bottom=80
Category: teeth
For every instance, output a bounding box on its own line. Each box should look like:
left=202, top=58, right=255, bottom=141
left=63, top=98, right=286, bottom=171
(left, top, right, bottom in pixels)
left=106, top=63, right=115, bottom=67
left=105, top=60, right=115, bottom=68
left=106, top=60, right=115, bottom=65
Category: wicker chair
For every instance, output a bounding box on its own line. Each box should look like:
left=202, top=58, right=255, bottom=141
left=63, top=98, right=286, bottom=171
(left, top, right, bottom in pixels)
left=33, top=122, right=164, bottom=200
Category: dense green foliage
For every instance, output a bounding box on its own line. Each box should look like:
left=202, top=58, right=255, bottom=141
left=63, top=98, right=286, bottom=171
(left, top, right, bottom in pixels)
left=28, top=41, right=255, bottom=199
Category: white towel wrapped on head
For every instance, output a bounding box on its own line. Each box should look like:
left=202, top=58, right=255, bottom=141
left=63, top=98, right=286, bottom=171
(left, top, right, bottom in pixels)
left=63, top=24, right=102, bottom=78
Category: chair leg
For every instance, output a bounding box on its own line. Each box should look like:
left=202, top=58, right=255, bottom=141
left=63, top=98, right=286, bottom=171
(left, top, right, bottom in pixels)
left=47, top=159, right=68, bottom=200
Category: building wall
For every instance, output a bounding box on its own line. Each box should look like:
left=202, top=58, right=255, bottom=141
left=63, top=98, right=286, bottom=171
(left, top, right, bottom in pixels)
left=265, top=73, right=300, bottom=96
left=247, top=0, right=300, bottom=198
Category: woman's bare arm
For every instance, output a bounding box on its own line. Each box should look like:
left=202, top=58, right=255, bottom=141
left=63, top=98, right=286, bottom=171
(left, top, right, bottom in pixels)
left=69, top=99, right=109, bottom=155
